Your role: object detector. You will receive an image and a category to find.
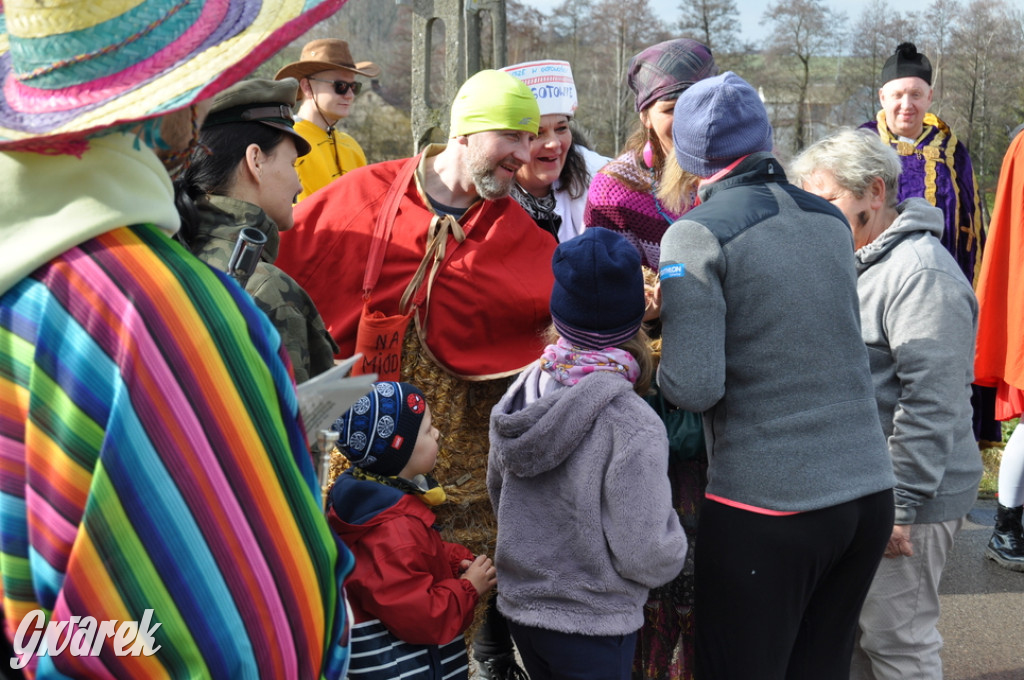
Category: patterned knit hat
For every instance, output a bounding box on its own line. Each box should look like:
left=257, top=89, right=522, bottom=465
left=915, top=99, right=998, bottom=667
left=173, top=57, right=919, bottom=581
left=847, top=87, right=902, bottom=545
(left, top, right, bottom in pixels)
left=628, top=39, right=717, bottom=113
left=0, top=0, right=343, bottom=152
left=332, top=382, right=428, bottom=477
left=881, top=43, right=932, bottom=86
left=550, top=227, right=645, bottom=349
left=449, top=69, right=540, bottom=137
left=672, top=72, right=774, bottom=178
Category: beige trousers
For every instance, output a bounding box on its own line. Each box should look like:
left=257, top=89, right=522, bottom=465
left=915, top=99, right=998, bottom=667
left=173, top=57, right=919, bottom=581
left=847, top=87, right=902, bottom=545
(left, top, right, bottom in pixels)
left=849, top=516, right=965, bottom=680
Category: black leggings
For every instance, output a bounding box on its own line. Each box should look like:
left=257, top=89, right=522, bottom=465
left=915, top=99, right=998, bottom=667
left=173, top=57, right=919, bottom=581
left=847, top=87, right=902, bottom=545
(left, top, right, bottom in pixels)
left=695, top=490, right=893, bottom=680
left=507, top=620, right=636, bottom=680
left=473, top=592, right=516, bottom=660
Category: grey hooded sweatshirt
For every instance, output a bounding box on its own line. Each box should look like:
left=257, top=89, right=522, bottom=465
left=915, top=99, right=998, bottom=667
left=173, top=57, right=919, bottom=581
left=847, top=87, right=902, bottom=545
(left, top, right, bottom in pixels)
left=487, top=366, right=687, bottom=636
left=855, top=198, right=982, bottom=525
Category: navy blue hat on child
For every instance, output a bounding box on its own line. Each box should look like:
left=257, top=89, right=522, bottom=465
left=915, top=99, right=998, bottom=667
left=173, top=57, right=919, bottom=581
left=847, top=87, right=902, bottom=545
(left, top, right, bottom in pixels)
left=550, top=227, right=645, bottom=349
left=332, top=382, right=427, bottom=477
left=672, top=71, right=773, bottom=178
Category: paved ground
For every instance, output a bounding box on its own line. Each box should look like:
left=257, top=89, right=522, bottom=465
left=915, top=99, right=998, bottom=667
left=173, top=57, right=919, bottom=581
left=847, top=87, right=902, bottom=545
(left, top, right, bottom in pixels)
left=938, top=498, right=1024, bottom=680
left=469, top=498, right=1024, bottom=680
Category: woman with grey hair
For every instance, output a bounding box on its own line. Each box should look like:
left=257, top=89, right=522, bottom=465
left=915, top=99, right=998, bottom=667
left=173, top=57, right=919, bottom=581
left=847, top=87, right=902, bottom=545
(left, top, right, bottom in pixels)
left=794, top=130, right=901, bottom=218
left=793, top=128, right=982, bottom=680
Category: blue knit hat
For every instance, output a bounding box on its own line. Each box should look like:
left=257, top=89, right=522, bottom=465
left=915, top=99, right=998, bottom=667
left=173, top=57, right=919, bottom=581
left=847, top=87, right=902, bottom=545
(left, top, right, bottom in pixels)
left=672, top=71, right=773, bottom=178
left=332, top=382, right=427, bottom=476
left=550, top=228, right=645, bottom=349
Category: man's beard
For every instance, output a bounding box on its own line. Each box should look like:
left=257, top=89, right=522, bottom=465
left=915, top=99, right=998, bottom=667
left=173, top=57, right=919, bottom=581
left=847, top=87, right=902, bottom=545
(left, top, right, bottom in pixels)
left=467, top=147, right=517, bottom=200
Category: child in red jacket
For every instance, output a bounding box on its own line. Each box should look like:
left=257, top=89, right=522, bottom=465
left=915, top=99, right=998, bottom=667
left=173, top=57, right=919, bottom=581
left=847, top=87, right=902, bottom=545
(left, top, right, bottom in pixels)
left=327, top=381, right=496, bottom=679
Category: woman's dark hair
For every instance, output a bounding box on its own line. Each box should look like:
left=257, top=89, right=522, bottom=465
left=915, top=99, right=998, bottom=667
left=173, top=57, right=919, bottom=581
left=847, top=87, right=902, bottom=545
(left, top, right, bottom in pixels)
left=558, top=123, right=596, bottom=201
left=173, top=121, right=288, bottom=248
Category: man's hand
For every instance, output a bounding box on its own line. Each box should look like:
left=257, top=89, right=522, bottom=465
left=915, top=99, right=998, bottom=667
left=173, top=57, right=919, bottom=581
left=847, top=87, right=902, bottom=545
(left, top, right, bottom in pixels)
left=884, top=524, right=913, bottom=558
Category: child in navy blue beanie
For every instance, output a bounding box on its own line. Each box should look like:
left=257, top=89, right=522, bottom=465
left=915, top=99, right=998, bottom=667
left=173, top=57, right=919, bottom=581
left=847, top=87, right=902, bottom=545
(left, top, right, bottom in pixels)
left=327, top=381, right=496, bottom=680
left=487, top=228, right=687, bottom=680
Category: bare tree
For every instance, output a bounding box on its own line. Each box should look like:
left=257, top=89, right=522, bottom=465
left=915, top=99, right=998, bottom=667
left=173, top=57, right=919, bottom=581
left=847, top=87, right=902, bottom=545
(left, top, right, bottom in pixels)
left=1006, top=4, right=1024, bottom=130
left=943, top=0, right=1023, bottom=205
left=590, top=0, right=668, bottom=152
left=550, top=0, right=595, bottom=69
left=837, top=0, right=896, bottom=125
left=506, top=0, right=549, bottom=64
left=916, top=0, right=961, bottom=103
left=677, top=0, right=740, bottom=54
left=763, top=0, right=843, bottom=153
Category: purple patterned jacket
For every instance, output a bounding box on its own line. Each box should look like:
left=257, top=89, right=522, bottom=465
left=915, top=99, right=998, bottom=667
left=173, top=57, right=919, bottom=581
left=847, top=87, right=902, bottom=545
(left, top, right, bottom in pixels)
left=862, top=111, right=984, bottom=283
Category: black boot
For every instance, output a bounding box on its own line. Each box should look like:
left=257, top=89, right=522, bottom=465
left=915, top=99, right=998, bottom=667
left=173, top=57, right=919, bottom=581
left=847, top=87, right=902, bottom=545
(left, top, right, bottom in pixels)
left=473, top=595, right=529, bottom=679
left=985, top=504, right=1024, bottom=572
left=476, top=653, right=529, bottom=680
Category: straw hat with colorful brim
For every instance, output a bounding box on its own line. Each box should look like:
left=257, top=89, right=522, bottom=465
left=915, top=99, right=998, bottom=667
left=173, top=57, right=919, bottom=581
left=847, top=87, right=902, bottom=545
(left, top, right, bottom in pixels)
left=274, top=39, right=381, bottom=82
left=0, top=0, right=346, bottom=153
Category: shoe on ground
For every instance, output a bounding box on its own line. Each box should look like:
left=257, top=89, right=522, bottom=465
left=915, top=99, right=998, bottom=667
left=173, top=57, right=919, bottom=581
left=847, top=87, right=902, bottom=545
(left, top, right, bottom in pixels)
left=476, top=653, right=529, bottom=680
left=985, top=504, right=1024, bottom=572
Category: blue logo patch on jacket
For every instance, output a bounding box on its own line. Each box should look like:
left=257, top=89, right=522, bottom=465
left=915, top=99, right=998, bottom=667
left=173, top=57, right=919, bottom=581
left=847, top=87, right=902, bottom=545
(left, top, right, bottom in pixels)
left=660, top=263, right=685, bottom=280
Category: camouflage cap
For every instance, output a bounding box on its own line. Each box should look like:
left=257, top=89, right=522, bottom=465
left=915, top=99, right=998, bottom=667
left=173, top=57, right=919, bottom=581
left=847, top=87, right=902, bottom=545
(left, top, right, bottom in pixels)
left=203, top=78, right=311, bottom=156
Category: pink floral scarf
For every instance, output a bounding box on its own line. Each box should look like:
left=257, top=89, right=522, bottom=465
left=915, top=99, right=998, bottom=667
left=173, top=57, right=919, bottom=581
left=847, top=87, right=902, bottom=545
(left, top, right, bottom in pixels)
left=540, top=337, right=640, bottom=386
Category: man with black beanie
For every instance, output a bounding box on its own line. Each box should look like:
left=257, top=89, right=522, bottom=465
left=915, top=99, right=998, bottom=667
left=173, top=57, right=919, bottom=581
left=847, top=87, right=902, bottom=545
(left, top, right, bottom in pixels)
left=861, top=42, right=984, bottom=285
left=862, top=41, right=1000, bottom=451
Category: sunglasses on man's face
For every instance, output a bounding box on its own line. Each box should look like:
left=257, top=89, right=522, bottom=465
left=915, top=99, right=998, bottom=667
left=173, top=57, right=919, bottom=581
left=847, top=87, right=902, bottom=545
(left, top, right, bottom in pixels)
left=307, top=77, right=362, bottom=96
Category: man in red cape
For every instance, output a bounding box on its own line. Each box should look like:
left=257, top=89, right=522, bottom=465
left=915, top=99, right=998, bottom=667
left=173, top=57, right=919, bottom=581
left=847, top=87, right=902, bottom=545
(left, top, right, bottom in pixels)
left=276, top=69, right=555, bottom=679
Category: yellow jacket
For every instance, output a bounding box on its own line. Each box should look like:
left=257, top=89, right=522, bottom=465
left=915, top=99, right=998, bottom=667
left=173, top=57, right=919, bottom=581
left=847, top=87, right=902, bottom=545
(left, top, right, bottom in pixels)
left=293, top=118, right=367, bottom=201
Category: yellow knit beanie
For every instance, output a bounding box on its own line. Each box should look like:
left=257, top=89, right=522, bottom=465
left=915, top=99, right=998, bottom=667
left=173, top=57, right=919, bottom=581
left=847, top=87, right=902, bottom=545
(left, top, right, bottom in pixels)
left=450, top=70, right=540, bottom=137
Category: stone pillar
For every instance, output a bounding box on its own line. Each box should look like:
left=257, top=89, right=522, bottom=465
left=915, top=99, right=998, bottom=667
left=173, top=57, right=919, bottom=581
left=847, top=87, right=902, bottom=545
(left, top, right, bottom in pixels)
left=409, top=0, right=506, bottom=152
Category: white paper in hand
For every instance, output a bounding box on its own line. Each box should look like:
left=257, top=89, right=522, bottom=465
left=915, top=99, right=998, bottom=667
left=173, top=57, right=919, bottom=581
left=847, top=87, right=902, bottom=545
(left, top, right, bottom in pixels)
left=296, top=354, right=377, bottom=444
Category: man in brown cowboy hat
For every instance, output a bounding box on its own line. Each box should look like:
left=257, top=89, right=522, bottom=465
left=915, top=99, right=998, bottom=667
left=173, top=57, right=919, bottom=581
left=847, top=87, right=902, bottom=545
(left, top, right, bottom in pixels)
left=276, top=39, right=380, bottom=201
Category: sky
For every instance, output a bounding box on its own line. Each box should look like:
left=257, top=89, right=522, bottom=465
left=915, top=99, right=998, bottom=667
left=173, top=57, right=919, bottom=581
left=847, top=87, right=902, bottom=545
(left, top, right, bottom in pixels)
left=518, top=0, right=875, bottom=43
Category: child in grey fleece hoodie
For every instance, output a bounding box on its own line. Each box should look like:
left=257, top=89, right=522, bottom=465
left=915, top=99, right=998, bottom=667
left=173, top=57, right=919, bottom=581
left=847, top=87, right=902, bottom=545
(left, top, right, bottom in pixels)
left=487, top=228, right=687, bottom=680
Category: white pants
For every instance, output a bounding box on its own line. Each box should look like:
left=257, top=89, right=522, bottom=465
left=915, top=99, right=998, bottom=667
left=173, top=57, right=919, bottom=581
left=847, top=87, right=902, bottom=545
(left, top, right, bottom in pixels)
left=998, top=425, right=1024, bottom=506
left=849, top=517, right=964, bottom=680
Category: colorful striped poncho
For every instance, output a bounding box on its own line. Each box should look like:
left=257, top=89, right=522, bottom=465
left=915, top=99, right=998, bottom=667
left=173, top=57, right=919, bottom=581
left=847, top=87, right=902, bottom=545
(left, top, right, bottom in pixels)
left=862, top=112, right=984, bottom=285
left=1, top=173, right=352, bottom=676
